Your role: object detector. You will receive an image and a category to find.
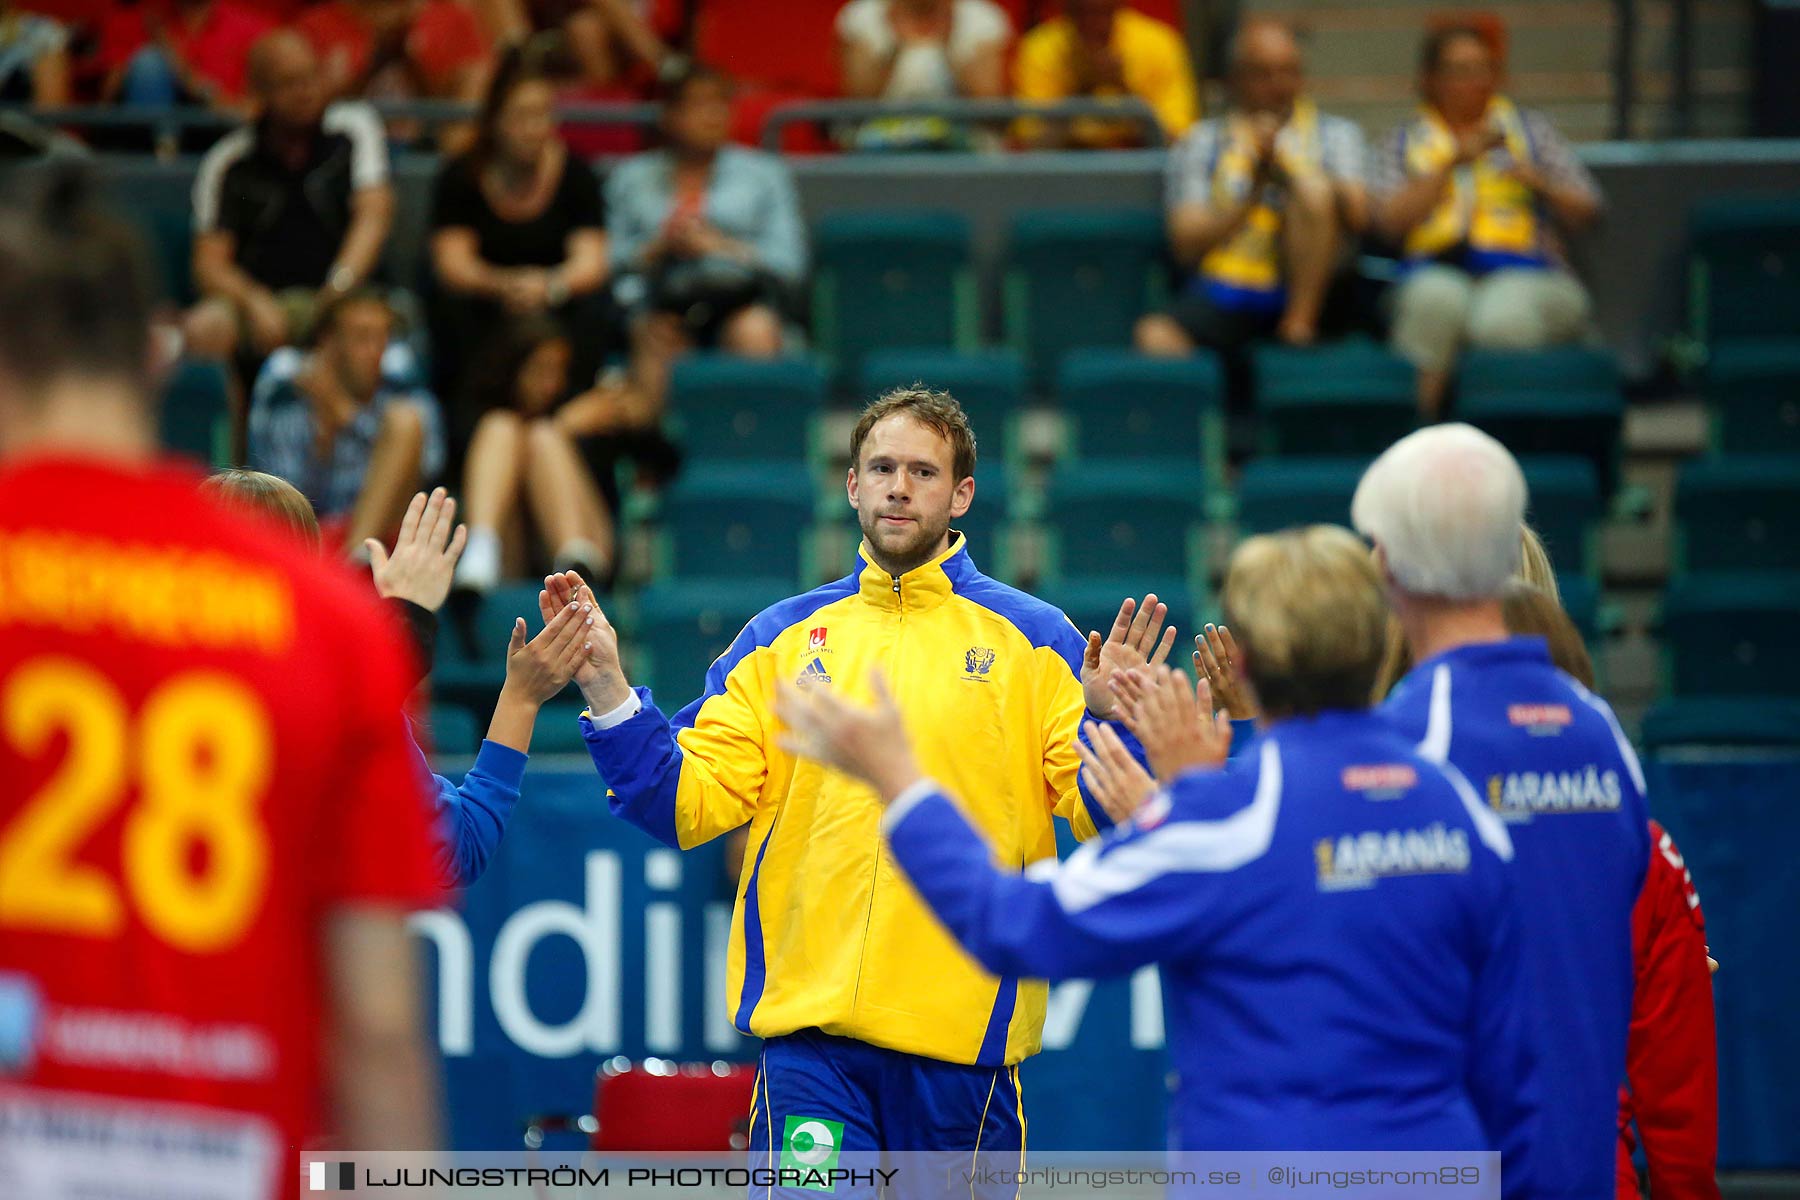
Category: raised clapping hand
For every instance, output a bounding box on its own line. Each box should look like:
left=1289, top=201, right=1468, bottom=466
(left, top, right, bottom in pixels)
left=774, top=673, right=923, bottom=802
left=368, top=488, right=468, bottom=612
left=1111, top=665, right=1234, bottom=782
left=538, top=569, right=630, bottom=711
left=501, top=601, right=595, bottom=707
left=1077, top=719, right=1159, bottom=824
left=1193, top=623, right=1258, bottom=721
left=1081, top=594, right=1179, bottom=718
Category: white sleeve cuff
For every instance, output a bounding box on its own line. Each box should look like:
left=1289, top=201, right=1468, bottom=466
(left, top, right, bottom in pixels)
left=882, top=779, right=941, bottom=834
left=586, top=692, right=643, bottom=731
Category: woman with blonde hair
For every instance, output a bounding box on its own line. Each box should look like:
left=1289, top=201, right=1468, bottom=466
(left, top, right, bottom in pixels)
left=202, top=473, right=594, bottom=886
left=774, top=526, right=1538, bottom=1188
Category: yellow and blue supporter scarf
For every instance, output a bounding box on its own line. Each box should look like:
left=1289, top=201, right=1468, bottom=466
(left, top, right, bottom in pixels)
left=1196, top=98, right=1323, bottom=314
left=1400, top=95, right=1550, bottom=273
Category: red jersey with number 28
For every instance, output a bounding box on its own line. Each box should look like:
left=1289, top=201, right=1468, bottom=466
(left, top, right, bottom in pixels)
left=0, top=456, right=441, bottom=1200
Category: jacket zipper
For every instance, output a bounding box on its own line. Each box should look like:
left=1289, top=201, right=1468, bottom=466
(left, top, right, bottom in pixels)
left=848, top=572, right=904, bottom=1024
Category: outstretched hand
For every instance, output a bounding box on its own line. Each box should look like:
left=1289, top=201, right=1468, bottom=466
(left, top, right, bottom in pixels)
left=1113, top=665, right=1233, bottom=781
left=538, top=570, right=629, bottom=712
left=774, top=672, right=922, bottom=802
left=502, top=599, right=594, bottom=707
left=1194, top=623, right=1257, bottom=720
left=1077, top=719, right=1159, bottom=825
left=368, top=487, right=467, bottom=613
left=1081, top=594, right=1178, bottom=718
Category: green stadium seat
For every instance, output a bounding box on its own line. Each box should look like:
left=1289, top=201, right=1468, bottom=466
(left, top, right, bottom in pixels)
left=1662, top=573, right=1800, bottom=697
left=858, top=349, right=1025, bottom=451
left=812, top=212, right=975, bottom=382
left=1688, top=194, right=1800, bottom=348
left=1056, top=349, right=1224, bottom=474
left=1703, top=340, right=1800, bottom=456
left=1640, top=697, right=1800, bottom=752
left=1253, top=341, right=1417, bottom=456
left=528, top=701, right=594, bottom=754
left=955, top=464, right=1009, bottom=577
left=130, top=195, right=196, bottom=306
left=1005, top=209, right=1166, bottom=387
left=1038, top=580, right=1196, bottom=650
left=1044, top=461, right=1204, bottom=583
left=1235, top=457, right=1366, bottom=535
left=1676, top=456, right=1800, bottom=574
left=423, top=703, right=481, bottom=757
left=659, top=463, right=816, bottom=585
left=634, top=579, right=795, bottom=704
left=1456, top=347, right=1624, bottom=493
left=159, top=360, right=230, bottom=465
left=1520, top=455, right=1602, bottom=577
left=1555, top=573, right=1602, bottom=642
left=666, top=355, right=824, bottom=465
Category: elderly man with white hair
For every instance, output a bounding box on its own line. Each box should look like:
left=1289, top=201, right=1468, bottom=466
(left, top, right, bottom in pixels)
left=1355, top=423, right=1651, bottom=1200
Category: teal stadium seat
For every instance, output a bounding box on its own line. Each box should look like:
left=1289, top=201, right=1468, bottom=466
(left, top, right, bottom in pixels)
left=1056, top=349, right=1224, bottom=473
left=1554, top=573, right=1602, bottom=642
left=424, top=703, right=481, bottom=757
left=666, top=355, right=824, bottom=465
left=528, top=701, right=594, bottom=754
left=1005, top=209, right=1166, bottom=387
left=1704, top=340, right=1800, bottom=456
left=1640, top=697, right=1800, bottom=752
left=159, top=360, right=230, bottom=465
left=812, top=212, right=975, bottom=383
left=1038, top=581, right=1195, bottom=653
left=634, top=579, right=795, bottom=704
left=1519, top=455, right=1602, bottom=577
left=858, top=349, right=1025, bottom=455
left=1045, top=462, right=1203, bottom=584
left=1253, top=341, right=1417, bottom=456
left=1456, top=347, right=1624, bottom=493
left=1676, top=456, right=1800, bottom=574
left=1235, top=458, right=1365, bottom=535
left=953, top=464, right=1009, bottom=577
left=1662, top=574, right=1800, bottom=697
left=659, top=463, right=815, bottom=585
left=1688, top=194, right=1800, bottom=348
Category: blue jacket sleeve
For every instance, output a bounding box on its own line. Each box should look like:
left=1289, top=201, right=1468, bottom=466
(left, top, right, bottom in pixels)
left=883, top=782, right=1239, bottom=981
left=579, top=688, right=687, bottom=849
left=1075, top=714, right=1148, bottom=834
left=1466, top=853, right=1542, bottom=1200
left=423, top=738, right=528, bottom=887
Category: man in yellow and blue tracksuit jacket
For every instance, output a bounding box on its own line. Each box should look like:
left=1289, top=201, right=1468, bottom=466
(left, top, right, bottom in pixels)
left=571, top=391, right=1151, bottom=1169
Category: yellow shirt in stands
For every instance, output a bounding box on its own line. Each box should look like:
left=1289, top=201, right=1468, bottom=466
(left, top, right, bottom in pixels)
left=1013, top=8, right=1198, bottom=148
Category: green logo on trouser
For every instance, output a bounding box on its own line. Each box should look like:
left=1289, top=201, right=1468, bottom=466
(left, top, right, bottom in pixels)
left=780, top=1115, right=844, bottom=1191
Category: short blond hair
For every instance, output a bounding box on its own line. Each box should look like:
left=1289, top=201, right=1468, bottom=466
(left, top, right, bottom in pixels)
left=201, top=469, right=321, bottom=551
left=1223, top=525, right=1389, bottom=717
left=850, top=387, right=977, bottom=482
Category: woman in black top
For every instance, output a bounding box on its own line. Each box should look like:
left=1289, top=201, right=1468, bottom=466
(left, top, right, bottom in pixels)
left=428, top=49, right=615, bottom=432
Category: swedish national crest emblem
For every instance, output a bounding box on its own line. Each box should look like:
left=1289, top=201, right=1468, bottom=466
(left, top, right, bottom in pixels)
left=964, top=647, right=997, bottom=677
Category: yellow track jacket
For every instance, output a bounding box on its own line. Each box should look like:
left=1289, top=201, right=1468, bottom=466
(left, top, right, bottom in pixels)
left=579, top=535, right=1120, bottom=1067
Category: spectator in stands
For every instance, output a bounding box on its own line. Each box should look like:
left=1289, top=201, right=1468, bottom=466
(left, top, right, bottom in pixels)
left=836, top=0, right=1010, bottom=150
left=1137, top=18, right=1366, bottom=377
left=295, top=0, right=492, bottom=129
left=451, top=317, right=617, bottom=593
left=1013, top=0, right=1196, bottom=150
left=428, top=48, right=613, bottom=414
left=0, top=3, right=69, bottom=105
left=1373, top=25, right=1602, bottom=418
left=551, top=0, right=675, bottom=156
left=184, top=30, right=393, bottom=373
left=607, top=63, right=804, bottom=415
left=248, top=289, right=446, bottom=555
left=97, top=0, right=274, bottom=108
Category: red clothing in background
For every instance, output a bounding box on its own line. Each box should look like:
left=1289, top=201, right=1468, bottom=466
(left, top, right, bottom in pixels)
left=294, top=0, right=487, bottom=97
left=1616, top=820, right=1721, bottom=1200
left=0, top=456, right=440, bottom=1200
left=97, top=0, right=275, bottom=101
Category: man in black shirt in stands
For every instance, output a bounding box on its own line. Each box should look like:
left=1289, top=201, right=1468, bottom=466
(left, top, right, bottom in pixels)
left=183, top=29, right=394, bottom=371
